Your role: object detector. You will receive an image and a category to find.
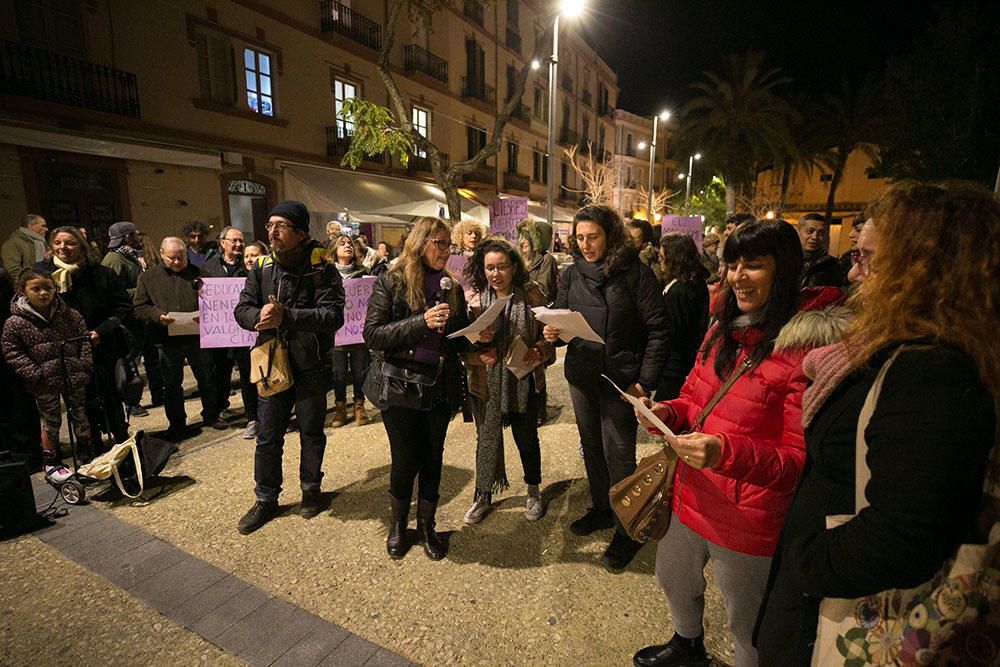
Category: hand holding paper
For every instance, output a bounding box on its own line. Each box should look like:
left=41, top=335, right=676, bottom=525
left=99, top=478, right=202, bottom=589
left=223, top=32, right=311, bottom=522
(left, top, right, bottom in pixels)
left=602, top=374, right=678, bottom=447
left=447, top=294, right=512, bottom=342
left=166, top=311, right=200, bottom=336
left=531, top=307, right=603, bottom=344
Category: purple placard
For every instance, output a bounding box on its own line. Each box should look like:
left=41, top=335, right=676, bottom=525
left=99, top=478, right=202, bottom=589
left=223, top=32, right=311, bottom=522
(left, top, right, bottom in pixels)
left=447, top=254, right=470, bottom=291
left=334, top=276, right=377, bottom=346
left=489, top=196, right=529, bottom=243
left=199, top=277, right=258, bottom=349
left=662, top=215, right=705, bottom=251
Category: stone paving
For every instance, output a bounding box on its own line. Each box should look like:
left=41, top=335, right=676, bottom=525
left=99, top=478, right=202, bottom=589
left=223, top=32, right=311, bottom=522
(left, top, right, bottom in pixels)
left=1, top=352, right=735, bottom=665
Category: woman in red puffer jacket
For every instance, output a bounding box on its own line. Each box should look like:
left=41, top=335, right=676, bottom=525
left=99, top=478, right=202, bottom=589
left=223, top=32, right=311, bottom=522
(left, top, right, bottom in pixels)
left=632, top=220, right=849, bottom=667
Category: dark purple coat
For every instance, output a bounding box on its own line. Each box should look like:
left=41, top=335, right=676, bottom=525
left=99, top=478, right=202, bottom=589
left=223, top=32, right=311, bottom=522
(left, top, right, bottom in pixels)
left=2, top=296, right=93, bottom=395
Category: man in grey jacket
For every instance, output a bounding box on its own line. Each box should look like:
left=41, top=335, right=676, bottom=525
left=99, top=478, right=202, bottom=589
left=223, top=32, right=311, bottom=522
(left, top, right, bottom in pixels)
left=234, top=201, right=344, bottom=535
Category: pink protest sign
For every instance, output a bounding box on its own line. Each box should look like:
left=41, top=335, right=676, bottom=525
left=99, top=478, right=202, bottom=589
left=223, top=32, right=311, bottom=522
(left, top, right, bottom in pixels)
left=661, top=215, right=705, bottom=251
left=334, top=276, right=377, bottom=346
left=198, top=277, right=258, bottom=349
left=447, top=254, right=470, bottom=291
left=489, top=196, right=529, bottom=243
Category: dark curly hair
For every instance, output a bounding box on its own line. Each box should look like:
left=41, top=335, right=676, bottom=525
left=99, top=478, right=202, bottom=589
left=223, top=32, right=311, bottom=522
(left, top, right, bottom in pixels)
left=463, top=236, right=530, bottom=294
left=660, top=233, right=709, bottom=283
left=703, top=219, right=804, bottom=379
left=569, top=205, right=637, bottom=277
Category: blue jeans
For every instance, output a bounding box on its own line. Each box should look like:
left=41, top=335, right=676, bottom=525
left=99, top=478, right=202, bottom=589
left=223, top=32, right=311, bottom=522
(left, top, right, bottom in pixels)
left=254, top=368, right=328, bottom=502
left=331, top=345, right=370, bottom=402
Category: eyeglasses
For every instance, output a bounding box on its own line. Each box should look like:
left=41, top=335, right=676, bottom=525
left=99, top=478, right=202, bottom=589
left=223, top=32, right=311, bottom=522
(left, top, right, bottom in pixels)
left=425, top=239, right=450, bottom=250
left=854, top=249, right=874, bottom=276
left=265, top=222, right=293, bottom=232
left=221, top=237, right=245, bottom=244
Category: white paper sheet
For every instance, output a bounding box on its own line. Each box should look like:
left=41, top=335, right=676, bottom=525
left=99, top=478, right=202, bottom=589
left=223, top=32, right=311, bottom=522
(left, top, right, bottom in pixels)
left=530, top=307, right=604, bottom=344
left=446, top=294, right=512, bottom=342
left=166, top=311, right=200, bottom=337
left=504, top=337, right=541, bottom=380
left=601, top=374, right=677, bottom=444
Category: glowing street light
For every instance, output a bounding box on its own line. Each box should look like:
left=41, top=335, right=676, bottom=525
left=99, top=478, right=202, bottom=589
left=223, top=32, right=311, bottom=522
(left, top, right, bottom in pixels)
left=546, top=0, right=586, bottom=230
left=531, top=59, right=541, bottom=71
left=684, top=152, right=702, bottom=212
left=646, top=110, right=670, bottom=223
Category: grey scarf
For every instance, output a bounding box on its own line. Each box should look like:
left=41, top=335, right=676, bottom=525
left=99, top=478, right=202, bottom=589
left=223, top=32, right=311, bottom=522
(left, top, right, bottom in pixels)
left=22, top=228, right=47, bottom=263
left=474, top=286, right=535, bottom=500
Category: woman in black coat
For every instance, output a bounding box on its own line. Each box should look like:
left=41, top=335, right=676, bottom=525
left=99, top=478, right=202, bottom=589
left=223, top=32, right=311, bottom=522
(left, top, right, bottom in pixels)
left=363, top=217, right=470, bottom=561
left=36, top=226, right=133, bottom=454
left=655, top=233, right=710, bottom=401
left=542, top=205, right=668, bottom=572
left=755, top=181, right=1000, bottom=665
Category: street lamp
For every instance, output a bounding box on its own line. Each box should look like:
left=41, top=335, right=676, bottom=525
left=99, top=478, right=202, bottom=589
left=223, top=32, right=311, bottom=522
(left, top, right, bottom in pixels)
left=683, top=152, right=702, bottom=212
left=647, top=110, right=670, bottom=223
left=546, top=0, right=585, bottom=232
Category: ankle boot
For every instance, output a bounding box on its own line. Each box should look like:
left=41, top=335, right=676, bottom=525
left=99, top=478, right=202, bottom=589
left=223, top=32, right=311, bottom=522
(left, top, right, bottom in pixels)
left=416, top=497, right=447, bottom=560
left=353, top=399, right=368, bottom=426
left=330, top=400, right=348, bottom=428
left=387, top=493, right=410, bottom=559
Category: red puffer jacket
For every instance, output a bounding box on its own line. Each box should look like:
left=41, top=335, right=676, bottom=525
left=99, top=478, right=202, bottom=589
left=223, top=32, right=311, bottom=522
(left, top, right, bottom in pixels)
left=654, top=287, right=847, bottom=556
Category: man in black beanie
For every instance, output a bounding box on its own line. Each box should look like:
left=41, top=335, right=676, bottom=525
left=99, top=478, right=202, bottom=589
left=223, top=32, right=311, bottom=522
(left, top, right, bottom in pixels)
left=234, top=200, right=345, bottom=534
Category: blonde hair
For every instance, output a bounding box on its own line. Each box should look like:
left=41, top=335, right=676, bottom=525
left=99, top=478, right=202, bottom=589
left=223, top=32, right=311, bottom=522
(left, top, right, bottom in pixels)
left=451, top=219, right=487, bottom=248
left=388, top=217, right=458, bottom=312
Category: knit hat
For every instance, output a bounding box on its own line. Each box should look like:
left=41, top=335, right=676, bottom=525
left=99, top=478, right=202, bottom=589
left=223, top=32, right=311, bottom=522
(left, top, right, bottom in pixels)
left=515, top=218, right=553, bottom=253
left=107, top=221, right=137, bottom=249
left=268, top=200, right=310, bottom=233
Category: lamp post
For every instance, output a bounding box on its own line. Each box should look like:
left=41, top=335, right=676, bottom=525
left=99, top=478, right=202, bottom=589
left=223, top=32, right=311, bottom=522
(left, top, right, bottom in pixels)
left=546, top=0, right=585, bottom=232
left=646, top=110, right=670, bottom=223
left=684, top=152, right=702, bottom=212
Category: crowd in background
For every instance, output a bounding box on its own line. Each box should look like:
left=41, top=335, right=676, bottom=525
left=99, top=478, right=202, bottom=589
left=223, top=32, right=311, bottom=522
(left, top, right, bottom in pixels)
left=2, top=178, right=999, bottom=666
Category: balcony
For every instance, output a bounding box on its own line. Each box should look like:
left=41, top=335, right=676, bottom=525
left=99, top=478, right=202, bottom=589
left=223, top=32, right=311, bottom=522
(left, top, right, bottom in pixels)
left=503, top=172, right=530, bottom=192
left=600, top=102, right=614, bottom=118
left=326, top=127, right=384, bottom=163
left=407, top=152, right=448, bottom=174
left=505, top=28, right=521, bottom=54
left=462, top=164, right=496, bottom=186
left=0, top=40, right=140, bottom=118
left=461, top=77, right=495, bottom=105
left=558, top=127, right=579, bottom=146
left=511, top=103, right=531, bottom=124
left=404, top=45, right=448, bottom=84
left=463, top=0, right=484, bottom=26
left=320, top=1, right=381, bottom=51
left=559, top=72, right=573, bottom=93
left=581, top=89, right=592, bottom=107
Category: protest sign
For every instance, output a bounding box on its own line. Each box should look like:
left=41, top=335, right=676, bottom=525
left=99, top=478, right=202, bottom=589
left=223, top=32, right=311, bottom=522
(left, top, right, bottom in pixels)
left=489, top=196, right=529, bottom=243
left=199, top=277, right=257, bottom=348
left=661, top=215, right=705, bottom=251
left=447, top=254, right=470, bottom=291
left=334, top=276, right=377, bottom=346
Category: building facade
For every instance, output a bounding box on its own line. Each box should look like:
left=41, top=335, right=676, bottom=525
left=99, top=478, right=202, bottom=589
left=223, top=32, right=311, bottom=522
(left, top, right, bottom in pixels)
left=611, top=109, right=676, bottom=221
left=0, top=0, right=629, bottom=249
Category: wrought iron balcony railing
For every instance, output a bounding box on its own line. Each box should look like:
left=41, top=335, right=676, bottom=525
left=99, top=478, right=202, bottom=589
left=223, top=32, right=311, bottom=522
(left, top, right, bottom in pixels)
left=404, top=45, right=448, bottom=84
left=326, top=127, right=384, bottom=163
left=0, top=40, right=140, bottom=117
left=320, top=1, right=381, bottom=51
left=463, top=0, right=484, bottom=26
left=558, top=127, right=579, bottom=146
left=505, top=28, right=521, bottom=54
left=504, top=172, right=530, bottom=192
left=407, top=152, right=449, bottom=174
left=461, top=76, right=495, bottom=105
left=463, top=164, right=496, bottom=186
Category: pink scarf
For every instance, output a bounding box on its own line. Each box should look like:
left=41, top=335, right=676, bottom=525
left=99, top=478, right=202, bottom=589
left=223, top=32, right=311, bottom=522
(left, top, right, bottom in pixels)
left=801, top=342, right=855, bottom=429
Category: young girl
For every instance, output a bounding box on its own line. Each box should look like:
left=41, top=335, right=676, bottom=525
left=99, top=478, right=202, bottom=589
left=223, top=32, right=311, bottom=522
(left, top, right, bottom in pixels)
left=462, top=237, right=554, bottom=524
left=2, top=268, right=93, bottom=482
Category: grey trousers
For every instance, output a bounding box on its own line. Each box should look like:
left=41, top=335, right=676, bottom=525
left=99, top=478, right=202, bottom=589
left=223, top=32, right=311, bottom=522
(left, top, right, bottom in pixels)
left=656, top=519, right=772, bottom=667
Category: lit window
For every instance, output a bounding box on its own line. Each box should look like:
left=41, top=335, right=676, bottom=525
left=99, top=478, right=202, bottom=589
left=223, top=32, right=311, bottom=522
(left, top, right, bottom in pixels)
left=412, top=106, right=430, bottom=158
left=244, top=48, right=274, bottom=116
left=334, top=78, right=358, bottom=138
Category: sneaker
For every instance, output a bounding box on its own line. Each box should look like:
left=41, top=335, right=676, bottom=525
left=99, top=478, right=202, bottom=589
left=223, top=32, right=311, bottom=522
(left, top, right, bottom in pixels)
left=300, top=489, right=325, bottom=519
left=463, top=496, right=493, bottom=525
left=601, top=532, right=644, bottom=573
left=632, top=633, right=709, bottom=667
left=237, top=499, right=279, bottom=534
left=44, top=464, right=72, bottom=484
left=569, top=507, right=615, bottom=536
left=525, top=485, right=545, bottom=521
left=579, top=442, right=585, bottom=459
left=128, top=405, right=149, bottom=417
left=241, top=421, right=258, bottom=440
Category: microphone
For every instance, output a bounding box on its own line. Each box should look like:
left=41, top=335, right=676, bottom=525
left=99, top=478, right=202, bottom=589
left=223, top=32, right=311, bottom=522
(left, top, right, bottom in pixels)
left=437, top=276, right=453, bottom=333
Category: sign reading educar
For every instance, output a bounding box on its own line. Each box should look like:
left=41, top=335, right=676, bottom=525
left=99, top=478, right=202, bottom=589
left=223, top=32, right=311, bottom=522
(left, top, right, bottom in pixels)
left=199, top=277, right=258, bottom=348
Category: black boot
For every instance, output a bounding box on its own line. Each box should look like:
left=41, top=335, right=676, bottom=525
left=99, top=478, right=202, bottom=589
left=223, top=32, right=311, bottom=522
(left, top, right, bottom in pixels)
left=387, top=493, right=410, bottom=559
left=632, top=633, right=709, bottom=667
left=416, top=497, right=447, bottom=560
left=601, top=531, right=644, bottom=572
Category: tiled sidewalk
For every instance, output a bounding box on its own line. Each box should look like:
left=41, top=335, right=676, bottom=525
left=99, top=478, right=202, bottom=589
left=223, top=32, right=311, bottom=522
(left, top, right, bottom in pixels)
left=30, top=478, right=411, bottom=667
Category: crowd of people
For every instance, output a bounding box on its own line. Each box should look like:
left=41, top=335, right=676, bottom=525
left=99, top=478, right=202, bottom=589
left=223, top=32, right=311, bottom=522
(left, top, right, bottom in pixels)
left=1, top=178, right=998, bottom=666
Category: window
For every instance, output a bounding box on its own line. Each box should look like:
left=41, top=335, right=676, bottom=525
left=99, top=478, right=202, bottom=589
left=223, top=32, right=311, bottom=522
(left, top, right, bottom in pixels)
left=15, top=0, right=86, bottom=59
left=582, top=115, right=590, bottom=145
left=244, top=48, right=273, bottom=116
left=506, top=64, right=517, bottom=104
left=197, top=32, right=233, bottom=105
left=533, top=88, right=548, bottom=122
left=626, top=133, right=633, bottom=155
left=412, top=106, right=430, bottom=158
left=820, top=173, right=833, bottom=182
left=467, top=126, right=487, bottom=159
left=507, top=141, right=518, bottom=173
left=334, top=77, right=358, bottom=138
left=506, top=0, right=518, bottom=25
left=532, top=151, right=548, bottom=184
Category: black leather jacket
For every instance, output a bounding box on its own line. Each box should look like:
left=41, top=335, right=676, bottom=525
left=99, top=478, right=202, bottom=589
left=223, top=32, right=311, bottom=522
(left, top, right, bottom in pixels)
left=363, top=271, right=470, bottom=410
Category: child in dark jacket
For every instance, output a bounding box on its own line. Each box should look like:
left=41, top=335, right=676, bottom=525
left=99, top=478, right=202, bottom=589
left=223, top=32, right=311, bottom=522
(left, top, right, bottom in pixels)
left=1, top=268, right=93, bottom=482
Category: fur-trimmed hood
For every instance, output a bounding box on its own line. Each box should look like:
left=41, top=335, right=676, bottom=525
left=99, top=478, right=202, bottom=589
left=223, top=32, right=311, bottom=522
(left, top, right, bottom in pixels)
left=774, top=287, right=850, bottom=351
left=516, top=218, right=552, bottom=253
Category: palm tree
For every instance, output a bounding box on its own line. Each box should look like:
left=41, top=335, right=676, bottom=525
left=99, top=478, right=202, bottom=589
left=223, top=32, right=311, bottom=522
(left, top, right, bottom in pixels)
left=812, top=76, right=888, bottom=222
left=678, top=50, right=797, bottom=213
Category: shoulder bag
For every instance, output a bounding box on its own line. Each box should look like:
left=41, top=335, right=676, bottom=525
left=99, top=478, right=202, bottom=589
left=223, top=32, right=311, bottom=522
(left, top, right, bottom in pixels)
left=610, top=355, right=754, bottom=543
left=248, top=262, right=305, bottom=397
left=811, top=347, right=1000, bottom=666
left=363, top=352, right=440, bottom=412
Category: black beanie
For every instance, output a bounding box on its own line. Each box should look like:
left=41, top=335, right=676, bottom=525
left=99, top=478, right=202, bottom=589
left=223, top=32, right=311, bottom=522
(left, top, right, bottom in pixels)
left=268, top=200, right=310, bottom=232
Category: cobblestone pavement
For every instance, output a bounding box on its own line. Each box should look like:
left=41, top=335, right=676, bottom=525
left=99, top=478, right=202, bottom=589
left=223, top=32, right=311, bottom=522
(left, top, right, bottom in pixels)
left=2, top=351, right=735, bottom=666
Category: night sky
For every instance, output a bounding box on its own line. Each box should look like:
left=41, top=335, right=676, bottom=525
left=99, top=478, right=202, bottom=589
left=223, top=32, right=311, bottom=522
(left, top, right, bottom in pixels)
left=577, top=0, right=945, bottom=115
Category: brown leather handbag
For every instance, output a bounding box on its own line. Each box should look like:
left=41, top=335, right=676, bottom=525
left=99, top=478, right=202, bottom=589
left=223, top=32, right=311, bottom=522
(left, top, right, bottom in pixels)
left=610, top=357, right=754, bottom=543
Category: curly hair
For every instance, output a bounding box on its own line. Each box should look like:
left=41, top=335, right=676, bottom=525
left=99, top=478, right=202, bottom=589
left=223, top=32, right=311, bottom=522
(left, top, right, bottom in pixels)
left=625, top=218, right=654, bottom=246
left=463, top=236, right=530, bottom=294
left=388, top=217, right=459, bottom=312
left=660, top=232, right=709, bottom=283
left=569, top=205, right=637, bottom=277
left=182, top=220, right=209, bottom=237
left=703, top=219, right=804, bottom=379
left=451, top=219, right=487, bottom=250
left=846, top=180, right=1000, bottom=401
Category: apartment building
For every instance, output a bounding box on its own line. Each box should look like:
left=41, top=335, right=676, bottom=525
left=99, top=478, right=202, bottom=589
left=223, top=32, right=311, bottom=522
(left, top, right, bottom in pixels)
left=612, top=109, right=676, bottom=221
left=0, top=0, right=626, bottom=248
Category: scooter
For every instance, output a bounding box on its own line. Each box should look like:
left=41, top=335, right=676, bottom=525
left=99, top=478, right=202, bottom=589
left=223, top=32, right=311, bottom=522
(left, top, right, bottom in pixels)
left=44, top=335, right=95, bottom=505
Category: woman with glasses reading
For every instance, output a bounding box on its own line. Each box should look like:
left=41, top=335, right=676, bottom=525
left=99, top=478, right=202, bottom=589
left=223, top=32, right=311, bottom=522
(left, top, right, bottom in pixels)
left=363, top=217, right=469, bottom=560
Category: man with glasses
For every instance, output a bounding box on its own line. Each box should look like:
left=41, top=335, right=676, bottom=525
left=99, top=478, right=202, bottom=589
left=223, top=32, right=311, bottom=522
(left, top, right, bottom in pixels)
left=202, top=227, right=259, bottom=439
left=234, top=201, right=344, bottom=535
left=134, top=237, right=225, bottom=441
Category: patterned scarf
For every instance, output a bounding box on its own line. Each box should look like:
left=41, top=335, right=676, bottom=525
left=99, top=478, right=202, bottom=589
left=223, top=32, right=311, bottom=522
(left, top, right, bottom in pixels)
left=474, top=285, right=535, bottom=500
left=51, top=256, right=83, bottom=293
left=115, top=244, right=144, bottom=262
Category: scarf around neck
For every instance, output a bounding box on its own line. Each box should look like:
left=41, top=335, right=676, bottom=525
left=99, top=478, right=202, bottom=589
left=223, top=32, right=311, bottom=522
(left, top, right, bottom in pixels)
left=22, top=228, right=47, bottom=263
left=115, top=245, right=144, bottom=262
left=51, top=256, right=84, bottom=293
